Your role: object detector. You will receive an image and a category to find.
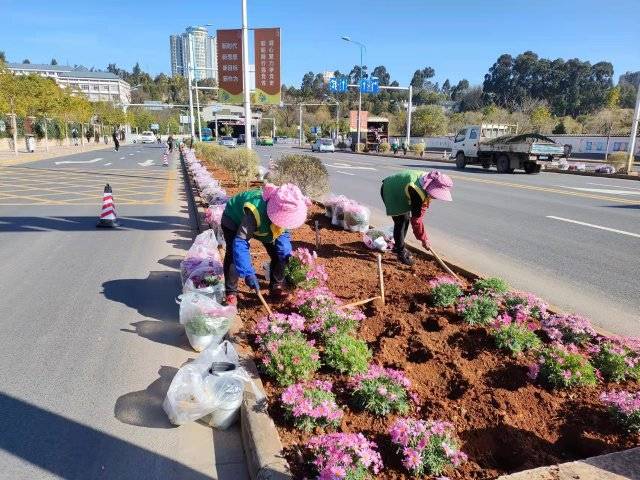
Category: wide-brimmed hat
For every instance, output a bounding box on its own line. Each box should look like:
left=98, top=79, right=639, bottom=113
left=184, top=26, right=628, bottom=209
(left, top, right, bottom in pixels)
left=419, top=171, right=453, bottom=201
left=263, top=183, right=310, bottom=229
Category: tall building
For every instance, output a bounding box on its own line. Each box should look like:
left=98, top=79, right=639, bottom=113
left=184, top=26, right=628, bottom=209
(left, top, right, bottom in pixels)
left=6, top=63, right=131, bottom=104
left=169, top=26, right=217, bottom=81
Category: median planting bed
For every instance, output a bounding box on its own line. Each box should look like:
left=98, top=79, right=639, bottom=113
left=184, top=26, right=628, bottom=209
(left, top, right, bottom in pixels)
left=189, top=150, right=640, bottom=479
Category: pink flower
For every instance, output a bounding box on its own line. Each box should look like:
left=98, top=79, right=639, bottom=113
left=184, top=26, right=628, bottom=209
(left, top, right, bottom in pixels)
left=527, top=363, right=540, bottom=380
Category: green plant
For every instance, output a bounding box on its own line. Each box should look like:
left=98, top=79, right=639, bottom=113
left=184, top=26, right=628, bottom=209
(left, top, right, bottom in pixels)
left=284, top=256, right=310, bottom=287
left=409, top=142, right=426, bottom=155
left=431, top=283, right=462, bottom=307
left=324, top=334, right=372, bottom=375
left=185, top=314, right=228, bottom=336
left=261, top=332, right=320, bottom=386
left=456, top=295, right=499, bottom=325
left=222, top=147, right=260, bottom=185
left=269, top=154, right=329, bottom=199
left=336, top=141, right=347, bottom=150
left=532, top=345, right=597, bottom=388
left=351, top=366, right=412, bottom=417
left=203, top=275, right=220, bottom=286
left=591, top=341, right=640, bottom=382
left=378, top=142, right=390, bottom=153
left=280, top=380, right=343, bottom=431
left=493, top=322, right=542, bottom=356
left=607, top=152, right=629, bottom=173
left=473, top=277, right=509, bottom=294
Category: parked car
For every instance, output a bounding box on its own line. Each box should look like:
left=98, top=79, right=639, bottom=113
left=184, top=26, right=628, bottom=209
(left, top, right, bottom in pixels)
left=219, top=136, right=237, bottom=148
left=140, top=131, right=156, bottom=144
left=258, top=136, right=274, bottom=146
left=311, top=138, right=335, bottom=153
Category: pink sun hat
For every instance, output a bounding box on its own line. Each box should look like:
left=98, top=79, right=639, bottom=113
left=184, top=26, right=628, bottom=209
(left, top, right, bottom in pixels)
left=420, top=171, right=453, bottom=201
left=263, top=183, right=310, bottom=229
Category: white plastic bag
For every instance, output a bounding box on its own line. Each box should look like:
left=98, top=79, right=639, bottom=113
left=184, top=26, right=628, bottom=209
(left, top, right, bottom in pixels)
left=363, top=227, right=395, bottom=251
left=178, top=292, right=236, bottom=352
left=343, top=203, right=370, bottom=233
left=163, top=340, right=250, bottom=427
left=183, top=264, right=225, bottom=303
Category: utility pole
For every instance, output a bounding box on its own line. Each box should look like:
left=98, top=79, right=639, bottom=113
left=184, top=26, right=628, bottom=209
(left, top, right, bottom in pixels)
left=187, top=36, right=196, bottom=139
left=299, top=104, right=303, bottom=147
left=241, top=0, right=252, bottom=149
left=406, top=85, right=413, bottom=146
left=627, top=84, right=640, bottom=174
left=195, top=76, right=202, bottom=140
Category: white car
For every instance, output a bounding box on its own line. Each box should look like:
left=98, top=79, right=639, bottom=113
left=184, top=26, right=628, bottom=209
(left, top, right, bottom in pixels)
left=140, top=131, right=156, bottom=144
left=219, top=136, right=237, bottom=148
left=311, top=138, right=335, bottom=153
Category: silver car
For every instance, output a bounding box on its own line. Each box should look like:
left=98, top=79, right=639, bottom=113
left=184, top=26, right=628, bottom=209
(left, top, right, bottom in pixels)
left=311, top=138, right=335, bottom=153
left=219, top=136, right=237, bottom=148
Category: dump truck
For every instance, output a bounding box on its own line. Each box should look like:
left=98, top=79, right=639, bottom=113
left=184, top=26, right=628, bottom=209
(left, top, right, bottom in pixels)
left=452, top=124, right=565, bottom=174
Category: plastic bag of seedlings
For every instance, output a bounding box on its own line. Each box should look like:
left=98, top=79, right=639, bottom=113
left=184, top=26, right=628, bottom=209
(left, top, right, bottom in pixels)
left=163, top=340, right=253, bottom=428
left=178, top=292, right=236, bottom=352
left=331, top=195, right=349, bottom=227
left=324, top=194, right=338, bottom=218
left=343, top=202, right=370, bottom=233
left=257, top=166, right=268, bottom=182
left=183, top=263, right=225, bottom=303
left=363, top=227, right=394, bottom=251
left=181, top=256, right=221, bottom=285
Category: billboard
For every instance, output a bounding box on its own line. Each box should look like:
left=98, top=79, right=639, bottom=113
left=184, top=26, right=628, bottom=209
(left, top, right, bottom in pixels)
left=254, top=28, right=281, bottom=105
left=216, top=29, right=244, bottom=104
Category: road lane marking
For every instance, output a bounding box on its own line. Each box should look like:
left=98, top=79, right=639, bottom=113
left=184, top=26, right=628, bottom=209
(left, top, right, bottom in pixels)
left=54, top=157, right=103, bottom=165
left=336, top=170, right=356, bottom=176
left=587, top=182, right=640, bottom=192
left=137, top=160, right=155, bottom=167
left=119, top=156, right=125, bottom=160
left=128, top=153, right=135, bottom=156
left=327, top=162, right=377, bottom=171
left=546, top=216, right=640, bottom=239
left=553, top=185, right=640, bottom=196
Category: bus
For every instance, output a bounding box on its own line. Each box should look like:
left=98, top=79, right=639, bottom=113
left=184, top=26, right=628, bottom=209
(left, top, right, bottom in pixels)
left=201, top=127, right=214, bottom=142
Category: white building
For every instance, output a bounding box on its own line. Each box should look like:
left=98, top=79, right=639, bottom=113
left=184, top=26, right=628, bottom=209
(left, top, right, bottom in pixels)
left=170, top=26, right=217, bottom=81
left=6, top=63, right=131, bottom=104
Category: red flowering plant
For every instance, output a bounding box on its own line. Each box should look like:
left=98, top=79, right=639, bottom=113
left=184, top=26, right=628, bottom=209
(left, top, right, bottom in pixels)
left=307, top=432, right=383, bottom=480
left=280, top=380, right=343, bottom=432
left=350, top=365, right=415, bottom=416
left=389, top=418, right=467, bottom=477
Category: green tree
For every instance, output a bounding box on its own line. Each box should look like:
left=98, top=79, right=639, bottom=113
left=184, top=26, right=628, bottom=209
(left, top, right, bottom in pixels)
left=50, top=58, right=58, bottom=66
left=371, top=65, right=391, bottom=85
left=0, top=51, right=5, bottom=63
left=22, top=59, right=30, bottom=64
left=530, top=105, right=552, bottom=133
left=605, top=86, right=621, bottom=109
left=412, top=105, right=447, bottom=136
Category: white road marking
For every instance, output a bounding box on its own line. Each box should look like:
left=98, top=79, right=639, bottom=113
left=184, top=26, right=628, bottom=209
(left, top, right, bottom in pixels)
left=587, top=182, right=640, bottom=192
left=546, top=216, right=640, bottom=239
left=553, top=185, right=640, bottom=196
left=103, top=163, right=112, bottom=166
left=336, top=170, right=356, bottom=176
left=119, top=156, right=125, bottom=160
left=137, top=159, right=155, bottom=167
left=54, top=157, right=103, bottom=165
left=327, top=162, right=377, bottom=171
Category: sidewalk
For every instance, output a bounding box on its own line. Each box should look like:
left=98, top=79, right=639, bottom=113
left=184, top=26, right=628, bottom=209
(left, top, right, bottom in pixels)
left=0, top=142, right=112, bottom=166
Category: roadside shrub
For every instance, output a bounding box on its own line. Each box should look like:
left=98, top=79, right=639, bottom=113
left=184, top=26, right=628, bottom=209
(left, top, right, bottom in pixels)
left=429, top=275, right=462, bottom=307
left=194, top=142, right=226, bottom=166
left=284, top=248, right=327, bottom=289
left=590, top=338, right=640, bottom=382
left=473, top=277, right=509, bottom=294
left=307, top=432, right=383, bottom=479
left=254, top=312, right=305, bottom=345
left=351, top=142, right=365, bottom=152
left=378, top=142, right=390, bottom=153
left=324, top=334, right=372, bottom=375
left=492, top=315, right=542, bottom=356
left=541, top=313, right=597, bottom=345
left=222, top=147, right=260, bottom=185
left=608, top=152, right=629, bottom=173
left=456, top=295, right=499, bottom=326
left=409, top=142, right=426, bottom=155
left=260, top=332, right=320, bottom=386
left=269, top=154, right=329, bottom=199
left=336, top=141, right=347, bottom=150
left=389, top=418, right=467, bottom=477
left=281, top=380, right=343, bottom=431
left=503, top=291, right=548, bottom=320
left=528, top=344, right=597, bottom=388
left=350, top=365, right=412, bottom=416
left=601, top=390, right=640, bottom=433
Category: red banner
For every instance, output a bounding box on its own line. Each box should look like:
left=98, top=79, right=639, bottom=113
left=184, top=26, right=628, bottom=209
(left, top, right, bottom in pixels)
left=254, top=28, right=281, bottom=105
left=216, top=29, right=243, bottom=104
left=349, top=110, right=368, bottom=131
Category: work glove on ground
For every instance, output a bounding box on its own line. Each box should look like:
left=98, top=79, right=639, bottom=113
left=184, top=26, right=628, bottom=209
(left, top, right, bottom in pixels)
left=245, top=274, right=259, bottom=291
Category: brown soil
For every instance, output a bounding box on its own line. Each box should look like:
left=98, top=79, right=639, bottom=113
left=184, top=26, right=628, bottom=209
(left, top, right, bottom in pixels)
left=197, top=161, right=640, bottom=480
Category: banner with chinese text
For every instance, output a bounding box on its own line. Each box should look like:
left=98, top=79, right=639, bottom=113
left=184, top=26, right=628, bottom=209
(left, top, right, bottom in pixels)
left=216, top=29, right=243, bottom=104
left=254, top=28, right=281, bottom=105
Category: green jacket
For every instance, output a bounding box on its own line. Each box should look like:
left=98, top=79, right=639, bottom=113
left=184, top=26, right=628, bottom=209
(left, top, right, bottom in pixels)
left=223, top=189, right=276, bottom=243
left=381, top=170, right=428, bottom=216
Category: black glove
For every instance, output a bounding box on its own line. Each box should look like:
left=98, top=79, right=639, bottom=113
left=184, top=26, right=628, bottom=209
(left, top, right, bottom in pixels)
left=245, top=274, right=259, bottom=291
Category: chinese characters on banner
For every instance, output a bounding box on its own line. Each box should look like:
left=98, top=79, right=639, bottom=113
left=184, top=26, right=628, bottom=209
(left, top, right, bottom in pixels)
left=349, top=110, right=368, bottom=131
left=254, top=28, right=281, bottom=105
left=216, top=29, right=243, bottom=104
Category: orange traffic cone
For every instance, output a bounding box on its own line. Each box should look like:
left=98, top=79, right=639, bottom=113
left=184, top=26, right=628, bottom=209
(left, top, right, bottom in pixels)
left=96, top=183, right=119, bottom=228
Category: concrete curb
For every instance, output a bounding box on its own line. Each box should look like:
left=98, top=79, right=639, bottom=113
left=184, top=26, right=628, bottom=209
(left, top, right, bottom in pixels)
left=180, top=150, right=292, bottom=480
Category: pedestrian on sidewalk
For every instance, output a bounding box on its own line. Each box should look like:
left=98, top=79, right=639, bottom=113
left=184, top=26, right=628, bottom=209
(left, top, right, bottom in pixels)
left=85, top=128, right=92, bottom=144
left=167, top=135, right=174, bottom=152
left=380, top=170, right=453, bottom=265
left=112, top=128, right=120, bottom=151
left=71, top=128, right=79, bottom=146
left=220, top=183, right=310, bottom=306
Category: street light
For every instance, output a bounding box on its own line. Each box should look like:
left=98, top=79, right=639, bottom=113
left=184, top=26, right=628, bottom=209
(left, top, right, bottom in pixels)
left=341, top=35, right=366, bottom=149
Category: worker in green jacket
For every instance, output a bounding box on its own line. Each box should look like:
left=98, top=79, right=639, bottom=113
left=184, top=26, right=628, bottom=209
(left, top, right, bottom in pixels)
left=221, top=183, right=309, bottom=305
left=380, top=170, right=453, bottom=265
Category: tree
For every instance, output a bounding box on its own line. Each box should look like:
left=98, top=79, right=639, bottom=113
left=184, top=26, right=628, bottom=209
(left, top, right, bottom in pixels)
left=441, top=79, right=451, bottom=97
left=412, top=105, right=447, bottom=136
left=22, top=59, right=30, bottom=64
left=371, top=65, right=390, bottom=86
left=451, top=79, right=469, bottom=101
left=410, top=67, right=435, bottom=89
left=348, top=65, right=368, bottom=83
left=0, top=51, right=5, bottom=63
left=459, top=86, right=484, bottom=111
left=50, top=58, right=58, bottom=66
left=530, top=105, right=552, bottom=133
left=605, top=86, right=621, bottom=109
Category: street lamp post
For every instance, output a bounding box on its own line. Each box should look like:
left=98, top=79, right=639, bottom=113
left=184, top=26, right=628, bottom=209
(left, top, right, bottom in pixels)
left=187, top=37, right=196, bottom=140
left=627, top=83, right=640, bottom=174
left=342, top=36, right=366, bottom=149
left=241, top=0, right=253, bottom=149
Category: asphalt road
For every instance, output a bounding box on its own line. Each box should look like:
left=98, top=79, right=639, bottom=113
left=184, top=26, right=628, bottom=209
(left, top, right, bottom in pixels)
left=256, top=144, right=640, bottom=337
left=0, top=144, right=247, bottom=479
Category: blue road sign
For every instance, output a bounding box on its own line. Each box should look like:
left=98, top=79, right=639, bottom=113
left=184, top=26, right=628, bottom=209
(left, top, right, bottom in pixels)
left=337, top=77, right=348, bottom=93
left=328, top=78, right=338, bottom=93
left=370, top=78, right=379, bottom=93
left=359, top=78, right=368, bottom=93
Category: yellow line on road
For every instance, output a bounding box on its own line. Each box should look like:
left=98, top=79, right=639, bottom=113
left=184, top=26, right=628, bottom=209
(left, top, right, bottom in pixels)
left=163, top=169, right=177, bottom=204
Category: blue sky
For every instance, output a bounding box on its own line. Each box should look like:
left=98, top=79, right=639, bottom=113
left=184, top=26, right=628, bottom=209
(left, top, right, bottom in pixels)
left=0, top=0, right=638, bottom=87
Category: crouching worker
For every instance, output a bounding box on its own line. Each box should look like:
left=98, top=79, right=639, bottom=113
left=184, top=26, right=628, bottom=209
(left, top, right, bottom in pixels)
left=221, top=183, right=310, bottom=305
left=380, top=170, right=453, bottom=265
